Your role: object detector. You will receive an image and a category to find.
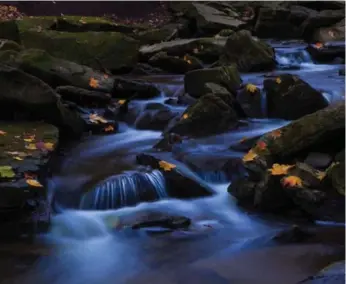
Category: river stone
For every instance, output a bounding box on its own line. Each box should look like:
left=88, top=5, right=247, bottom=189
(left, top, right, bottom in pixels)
left=0, top=64, right=84, bottom=137
left=0, top=39, right=22, bottom=52
left=222, top=30, right=276, bottom=72
left=236, top=84, right=264, bottom=118
left=0, top=121, right=58, bottom=236
left=306, top=41, right=345, bottom=64
left=135, top=108, right=177, bottom=131
left=184, top=66, right=242, bottom=98
left=311, top=19, right=345, bottom=42
left=112, top=77, right=161, bottom=99
left=264, top=74, right=329, bottom=120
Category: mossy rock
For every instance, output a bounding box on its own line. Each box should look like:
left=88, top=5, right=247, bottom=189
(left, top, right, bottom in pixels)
left=0, top=39, right=22, bottom=52
left=0, top=20, right=20, bottom=43
left=326, top=161, right=345, bottom=196
left=133, top=24, right=177, bottom=45
left=0, top=49, right=19, bottom=64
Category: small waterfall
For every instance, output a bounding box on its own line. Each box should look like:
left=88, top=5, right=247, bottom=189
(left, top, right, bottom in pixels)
left=275, top=48, right=313, bottom=68
left=80, top=170, right=167, bottom=210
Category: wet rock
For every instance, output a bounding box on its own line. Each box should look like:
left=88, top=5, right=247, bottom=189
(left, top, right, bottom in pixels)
left=184, top=65, right=242, bottom=98
left=132, top=215, right=191, bottom=232
left=133, top=23, right=178, bottom=45
left=56, top=86, right=112, bottom=107
left=304, top=152, right=333, bottom=169
left=136, top=153, right=213, bottom=198
left=0, top=16, right=140, bottom=71
left=130, top=63, right=164, bottom=76
left=139, top=37, right=226, bottom=64
left=325, top=159, right=345, bottom=196
left=0, top=39, right=22, bottom=52
left=273, top=225, right=314, bottom=244
left=300, top=260, right=345, bottom=283
left=216, top=29, right=234, bottom=37
left=135, top=107, right=177, bottom=131
left=0, top=65, right=84, bottom=137
left=306, top=41, right=345, bottom=63
left=338, top=68, right=345, bottom=76
left=165, top=90, right=242, bottom=138
left=148, top=51, right=203, bottom=74
left=0, top=122, right=58, bottom=235
left=186, top=3, right=246, bottom=36
left=236, top=84, right=264, bottom=118
left=153, top=133, right=182, bottom=152
left=222, top=30, right=276, bottom=72
left=312, top=19, right=345, bottom=43
left=112, top=77, right=160, bottom=99
left=264, top=74, right=328, bottom=120
left=228, top=135, right=261, bottom=152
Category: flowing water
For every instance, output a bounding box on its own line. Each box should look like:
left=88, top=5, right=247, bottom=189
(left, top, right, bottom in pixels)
left=1, top=42, right=344, bottom=284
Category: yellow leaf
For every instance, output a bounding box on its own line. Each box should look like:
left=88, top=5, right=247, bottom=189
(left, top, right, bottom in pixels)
left=242, top=149, right=258, bottom=162
left=89, top=77, right=99, bottom=88
left=26, top=179, right=43, bottom=187
left=281, top=175, right=303, bottom=188
left=118, top=99, right=126, bottom=105
left=275, top=77, right=282, bottom=84
left=25, top=143, right=37, bottom=150
left=246, top=84, right=257, bottom=93
left=159, top=160, right=176, bottom=171
left=182, top=113, right=189, bottom=119
left=44, top=142, right=54, bottom=151
left=14, top=157, right=23, bottom=161
left=24, top=138, right=34, bottom=142
left=0, top=130, right=6, bottom=135
left=316, top=171, right=326, bottom=181
left=268, top=163, right=294, bottom=176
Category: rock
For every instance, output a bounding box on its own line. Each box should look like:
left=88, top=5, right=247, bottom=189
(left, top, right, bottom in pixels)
left=165, top=90, right=242, bottom=137
left=273, top=225, right=314, bottom=244
left=148, top=51, right=203, bottom=74
left=135, top=107, right=177, bottom=131
left=133, top=23, right=178, bottom=45
left=112, top=77, right=161, bottom=99
left=0, top=39, right=22, bottom=52
left=326, top=160, right=345, bottom=196
left=264, top=74, right=329, bottom=120
left=186, top=3, right=247, bottom=36
left=0, top=121, right=58, bottom=235
left=222, top=30, right=276, bottom=72
left=306, top=41, right=345, bottom=63
left=55, top=85, right=112, bottom=107
left=139, top=37, right=226, bottom=64
left=312, top=19, right=345, bottom=42
left=136, top=153, right=213, bottom=198
left=6, top=49, right=115, bottom=92
left=304, top=152, right=333, bottom=169
left=184, top=66, right=242, bottom=98
left=228, top=135, right=261, bottom=152
left=339, top=68, right=345, bottom=76
left=301, top=260, right=345, bottom=284
left=216, top=29, right=234, bottom=37
left=153, top=133, right=183, bottom=152
left=0, top=16, right=140, bottom=71
left=132, top=215, right=191, bottom=232
left=0, top=64, right=84, bottom=137
left=236, top=84, right=264, bottom=118
left=130, top=63, right=164, bottom=76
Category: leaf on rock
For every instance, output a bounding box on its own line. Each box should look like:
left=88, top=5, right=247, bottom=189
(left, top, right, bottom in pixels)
left=25, top=143, right=37, bottom=150
left=246, top=84, right=257, bottom=93
left=24, top=172, right=37, bottom=179
left=270, top=129, right=282, bottom=139
left=118, top=99, right=126, bottom=105
left=256, top=141, right=267, bottom=150
left=183, top=55, right=192, bottom=64
left=281, top=175, right=303, bottom=188
left=89, top=113, right=108, bottom=124
left=275, top=77, right=282, bottom=84
left=182, top=113, right=189, bottom=120
left=104, top=125, right=114, bottom=132
left=0, top=166, right=15, bottom=178
left=242, top=149, right=258, bottom=162
left=315, top=42, right=323, bottom=49
left=24, top=138, right=34, bottom=142
left=14, top=156, right=23, bottom=161
left=44, top=142, right=54, bottom=151
left=89, top=77, right=99, bottom=88
left=0, top=130, right=6, bottom=135
left=26, top=179, right=43, bottom=187
left=159, top=160, right=176, bottom=171
left=268, top=163, right=294, bottom=176
left=316, top=170, right=326, bottom=181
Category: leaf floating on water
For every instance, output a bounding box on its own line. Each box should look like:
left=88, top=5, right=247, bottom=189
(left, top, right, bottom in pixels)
left=246, top=83, right=257, bottom=93
left=281, top=175, right=303, bottom=188
left=0, top=130, right=6, bottom=135
left=0, top=166, right=15, bottom=178
left=89, top=77, right=99, bottom=88
left=26, top=179, right=43, bottom=187
left=104, top=125, right=114, bottom=132
left=25, top=143, right=37, bottom=150
left=118, top=99, right=126, bottom=105
left=242, top=149, right=258, bottom=162
left=275, top=77, right=282, bottom=84
left=269, top=163, right=294, bottom=176
left=159, top=160, right=176, bottom=171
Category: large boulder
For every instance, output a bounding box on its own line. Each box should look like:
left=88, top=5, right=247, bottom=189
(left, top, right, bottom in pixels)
left=264, top=74, right=329, bottom=120
left=0, top=64, right=84, bottom=137
left=184, top=65, right=242, bottom=98
left=311, top=19, right=345, bottom=42
left=222, top=30, right=276, bottom=72
left=112, top=77, right=161, bottom=99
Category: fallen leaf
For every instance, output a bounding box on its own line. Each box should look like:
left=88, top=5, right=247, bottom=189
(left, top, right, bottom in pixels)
left=242, top=149, right=258, bottom=162
left=275, top=77, right=282, bottom=84
left=315, top=42, right=323, bottom=49
left=24, top=138, right=34, bottom=142
left=270, top=129, right=282, bottom=139
left=89, top=77, right=99, bottom=88
left=0, top=130, right=6, bottom=135
left=246, top=84, right=257, bottom=93
left=26, top=179, right=43, bottom=187
left=256, top=141, right=267, bottom=150
left=89, top=113, right=108, bottom=124
left=316, top=171, right=326, bottom=181
left=14, top=157, right=23, bottom=161
left=281, top=175, right=303, bottom=188
left=104, top=125, right=114, bottom=132
left=182, top=113, right=189, bottom=119
left=159, top=160, right=176, bottom=171
left=0, top=166, right=15, bottom=178
left=269, top=163, right=294, bottom=176
left=25, top=143, right=37, bottom=150
left=183, top=55, right=192, bottom=64
left=118, top=99, right=126, bottom=105
left=24, top=172, right=37, bottom=179
left=44, top=142, right=54, bottom=151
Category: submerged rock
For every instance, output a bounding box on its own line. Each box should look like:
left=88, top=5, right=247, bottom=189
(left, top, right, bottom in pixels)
left=264, top=74, right=328, bottom=120
left=136, top=154, right=213, bottom=198
left=0, top=65, right=84, bottom=137
left=222, top=30, right=276, bottom=72
left=184, top=65, right=242, bottom=98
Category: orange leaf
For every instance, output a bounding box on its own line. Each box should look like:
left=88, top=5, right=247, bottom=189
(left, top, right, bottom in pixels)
left=25, top=143, right=37, bottom=150
left=104, top=125, right=114, bottom=132
left=159, top=160, right=176, bottom=171
left=182, top=113, right=189, bottom=119
left=0, top=130, right=6, bottom=135
left=268, top=163, right=294, bottom=176
left=316, top=171, right=326, bottom=181
left=26, top=179, right=43, bottom=187
left=242, top=149, right=258, bottom=162
left=270, top=129, right=282, bottom=139
left=256, top=141, right=267, bottom=150
left=89, top=113, right=107, bottom=124
left=315, top=42, right=323, bottom=49
left=281, top=175, right=303, bottom=188
left=89, top=77, right=99, bottom=88
left=118, top=99, right=126, bottom=105
left=44, top=142, right=54, bottom=151
left=24, top=172, right=37, bottom=179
